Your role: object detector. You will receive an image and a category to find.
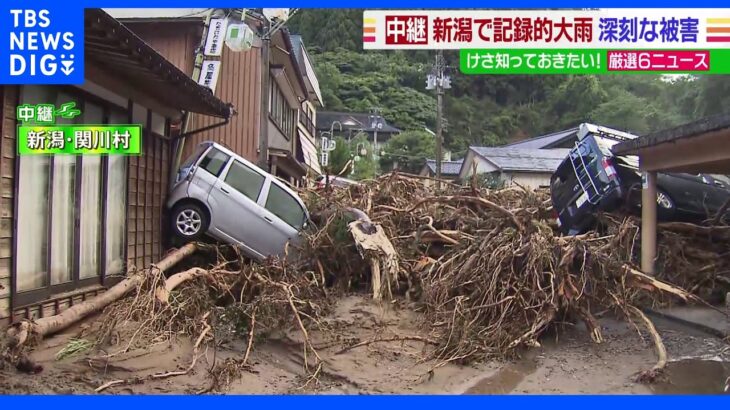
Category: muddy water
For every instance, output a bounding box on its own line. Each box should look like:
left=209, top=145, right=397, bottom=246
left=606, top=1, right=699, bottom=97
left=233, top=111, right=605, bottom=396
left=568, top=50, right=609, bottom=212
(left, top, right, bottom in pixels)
left=463, top=355, right=730, bottom=394
left=650, top=359, right=730, bottom=395
left=463, top=360, right=538, bottom=394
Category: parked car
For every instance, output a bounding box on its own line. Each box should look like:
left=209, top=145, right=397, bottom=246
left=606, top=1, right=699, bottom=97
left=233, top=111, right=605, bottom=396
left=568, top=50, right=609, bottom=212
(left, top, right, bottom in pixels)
left=314, top=174, right=359, bottom=189
left=166, top=141, right=310, bottom=261
left=550, top=123, right=730, bottom=235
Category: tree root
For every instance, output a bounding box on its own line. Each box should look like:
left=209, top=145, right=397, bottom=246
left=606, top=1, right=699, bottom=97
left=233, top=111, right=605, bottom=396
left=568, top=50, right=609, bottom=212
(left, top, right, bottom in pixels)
left=629, top=305, right=667, bottom=383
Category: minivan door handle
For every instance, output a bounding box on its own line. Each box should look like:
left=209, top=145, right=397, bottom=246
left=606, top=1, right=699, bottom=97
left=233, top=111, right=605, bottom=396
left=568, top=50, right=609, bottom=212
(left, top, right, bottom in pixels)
left=220, top=186, right=230, bottom=194
left=263, top=216, right=274, bottom=223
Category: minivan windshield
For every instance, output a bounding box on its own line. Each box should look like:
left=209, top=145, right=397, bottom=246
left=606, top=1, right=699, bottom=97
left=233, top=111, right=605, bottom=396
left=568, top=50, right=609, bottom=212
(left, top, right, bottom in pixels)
left=176, top=144, right=210, bottom=183
left=181, top=144, right=209, bottom=170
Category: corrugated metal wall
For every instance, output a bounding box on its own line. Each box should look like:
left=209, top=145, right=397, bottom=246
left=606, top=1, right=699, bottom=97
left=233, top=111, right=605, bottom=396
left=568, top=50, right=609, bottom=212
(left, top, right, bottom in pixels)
left=125, top=21, right=262, bottom=164
left=126, top=22, right=200, bottom=74
left=0, top=86, right=17, bottom=323
left=127, top=133, right=171, bottom=270
left=185, top=44, right=262, bottom=163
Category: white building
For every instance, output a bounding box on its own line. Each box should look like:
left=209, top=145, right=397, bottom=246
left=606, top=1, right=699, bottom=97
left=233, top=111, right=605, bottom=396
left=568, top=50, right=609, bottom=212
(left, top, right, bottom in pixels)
left=458, top=147, right=570, bottom=189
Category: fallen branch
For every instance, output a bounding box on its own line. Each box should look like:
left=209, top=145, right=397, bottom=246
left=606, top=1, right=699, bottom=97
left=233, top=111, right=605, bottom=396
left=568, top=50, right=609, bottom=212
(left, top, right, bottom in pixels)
left=7, top=243, right=199, bottom=348
left=406, top=195, right=524, bottom=231
left=623, top=265, right=714, bottom=308
left=155, top=267, right=208, bottom=304
left=629, top=305, right=667, bottom=382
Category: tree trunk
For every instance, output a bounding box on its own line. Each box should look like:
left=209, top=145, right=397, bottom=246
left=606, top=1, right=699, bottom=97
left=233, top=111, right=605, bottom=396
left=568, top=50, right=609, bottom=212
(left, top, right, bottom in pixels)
left=155, top=267, right=208, bottom=304
left=7, top=243, right=199, bottom=347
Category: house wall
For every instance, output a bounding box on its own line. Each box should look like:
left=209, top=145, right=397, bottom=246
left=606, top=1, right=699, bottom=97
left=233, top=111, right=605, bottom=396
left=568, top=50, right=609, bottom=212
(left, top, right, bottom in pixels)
left=127, top=130, right=171, bottom=270
left=0, top=82, right=175, bottom=324
left=186, top=46, right=261, bottom=162
left=268, top=120, right=291, bottom=152
left=459, top=153, right=500, bottom=180
left=126, top=21, right=263, bottom=164
left=502, top=172, right=553, bottom=189
left=0, top=86, right=17, bottom=323
left=125, top=22, right=200, bottom=75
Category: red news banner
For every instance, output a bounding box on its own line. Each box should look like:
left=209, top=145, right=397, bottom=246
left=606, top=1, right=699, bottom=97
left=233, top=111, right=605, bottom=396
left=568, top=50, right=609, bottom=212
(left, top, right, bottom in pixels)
left=362, top=9, right=730, bottom=74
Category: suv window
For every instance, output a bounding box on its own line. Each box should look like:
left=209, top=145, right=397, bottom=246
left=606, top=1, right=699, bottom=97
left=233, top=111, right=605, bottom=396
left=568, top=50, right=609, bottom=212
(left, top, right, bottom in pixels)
left=199, top=148, right=230, bottom=177
left=265, top=183, right=306, bottom=229
left=225, top=160, right=265, bottom=201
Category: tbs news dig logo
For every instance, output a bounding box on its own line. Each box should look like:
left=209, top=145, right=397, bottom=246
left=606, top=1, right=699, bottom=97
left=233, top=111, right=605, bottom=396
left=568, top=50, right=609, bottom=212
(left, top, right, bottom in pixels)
left=5, top=9, right=82, bottom=84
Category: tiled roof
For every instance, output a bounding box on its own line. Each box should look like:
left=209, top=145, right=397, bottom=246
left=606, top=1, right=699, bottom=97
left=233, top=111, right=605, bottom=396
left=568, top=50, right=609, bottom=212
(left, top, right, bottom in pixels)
left=502, top=128, right=579, bottom=149
left=470, top=147, right=570, bottom=173
left=425, top=159, right=464, bottom=175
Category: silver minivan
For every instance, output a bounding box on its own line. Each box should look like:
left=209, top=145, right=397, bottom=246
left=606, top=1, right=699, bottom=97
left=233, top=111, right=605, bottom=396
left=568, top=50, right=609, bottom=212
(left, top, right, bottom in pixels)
left=166, top=141, right=309, bottom=261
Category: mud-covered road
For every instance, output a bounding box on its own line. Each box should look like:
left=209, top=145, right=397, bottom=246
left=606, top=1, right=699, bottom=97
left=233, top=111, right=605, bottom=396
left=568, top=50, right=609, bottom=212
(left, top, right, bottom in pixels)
left=2, top=296, right=728, bottom=395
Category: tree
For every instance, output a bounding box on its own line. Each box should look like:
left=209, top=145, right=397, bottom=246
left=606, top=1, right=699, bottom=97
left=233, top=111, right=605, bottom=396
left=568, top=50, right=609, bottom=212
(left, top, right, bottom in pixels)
left=325, top=137, right=351, bottom=175
left=350, top=134, right=377, bottom=180
left=291, top=11, right=722, bottom=153
left=379, top=130, right=435, bottom=174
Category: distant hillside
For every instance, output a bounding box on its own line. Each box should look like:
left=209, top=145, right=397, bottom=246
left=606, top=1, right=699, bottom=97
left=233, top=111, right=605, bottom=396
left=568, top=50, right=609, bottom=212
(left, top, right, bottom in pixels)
left=288, top=9, right=730, bottom=156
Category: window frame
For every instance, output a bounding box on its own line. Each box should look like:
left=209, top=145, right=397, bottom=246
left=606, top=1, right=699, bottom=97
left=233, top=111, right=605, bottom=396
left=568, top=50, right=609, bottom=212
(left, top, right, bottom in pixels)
left=221, top=159, right=267, bottom=203
left=268, top=79, right=297, bottom=140
left=198, top=147, right=232, bottom=178
left=11, top=86, right=132, bottom=309
left=264, top=182, right=307, bottom=230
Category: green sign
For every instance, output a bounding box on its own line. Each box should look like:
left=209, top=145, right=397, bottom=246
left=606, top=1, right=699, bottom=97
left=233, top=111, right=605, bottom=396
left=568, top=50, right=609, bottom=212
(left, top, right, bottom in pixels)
left=460, top=49, right=730, bottom=75
left=18, top=125, right=142, bottom=155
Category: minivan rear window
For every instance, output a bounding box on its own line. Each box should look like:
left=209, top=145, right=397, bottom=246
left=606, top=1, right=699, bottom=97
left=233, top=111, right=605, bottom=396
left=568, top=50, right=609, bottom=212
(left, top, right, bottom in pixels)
left=265, top=184, right=306, bottom=230
left=199, top=148, right=230, bottom=177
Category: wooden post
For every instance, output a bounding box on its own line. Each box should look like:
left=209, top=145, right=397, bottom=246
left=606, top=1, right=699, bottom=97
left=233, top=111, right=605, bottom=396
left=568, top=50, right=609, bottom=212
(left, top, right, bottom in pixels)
left=641, top=170, right=658, bottom=274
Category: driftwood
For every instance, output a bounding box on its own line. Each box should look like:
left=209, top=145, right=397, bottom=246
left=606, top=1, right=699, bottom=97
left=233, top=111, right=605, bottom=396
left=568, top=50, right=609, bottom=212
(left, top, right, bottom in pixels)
left=630, top=306, right=667, bottom=382
left=346, top=207, right=400, bottom=302
left=155, top=267, right=208, bottom=304
left=659, top=222, right=730, bottom=240
left=6, top=243, right=199, bottom=347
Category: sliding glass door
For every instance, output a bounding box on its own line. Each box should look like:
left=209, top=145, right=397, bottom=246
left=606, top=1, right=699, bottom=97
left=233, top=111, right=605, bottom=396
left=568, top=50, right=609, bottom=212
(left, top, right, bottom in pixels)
left=14, top=86, right=130, bottom=306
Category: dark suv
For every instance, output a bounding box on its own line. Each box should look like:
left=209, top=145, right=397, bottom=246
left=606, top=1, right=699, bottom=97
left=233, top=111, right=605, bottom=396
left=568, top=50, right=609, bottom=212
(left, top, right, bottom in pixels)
left=550, top=123, right=730, bottom=235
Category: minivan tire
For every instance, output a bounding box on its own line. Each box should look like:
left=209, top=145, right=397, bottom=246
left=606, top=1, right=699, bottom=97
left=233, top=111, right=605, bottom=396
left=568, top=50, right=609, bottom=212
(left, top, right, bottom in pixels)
left=171, top=202, right=209, bottom=242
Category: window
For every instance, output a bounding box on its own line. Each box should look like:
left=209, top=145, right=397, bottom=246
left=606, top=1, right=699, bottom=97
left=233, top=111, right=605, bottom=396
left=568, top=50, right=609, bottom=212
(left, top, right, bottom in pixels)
left=265, top=183, right=306, bottom=229
left=224, top=161, right=265, bottom=201
left=269, top=80, right=296, bottom=139
left=199, top=148, right=230, bottom=177
left=14, top=85, right=133, bottom=306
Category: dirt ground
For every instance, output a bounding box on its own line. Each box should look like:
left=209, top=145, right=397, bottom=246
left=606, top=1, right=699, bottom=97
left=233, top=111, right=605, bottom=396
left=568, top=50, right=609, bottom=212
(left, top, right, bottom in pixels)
left=1, top=295, right=729, bottom=395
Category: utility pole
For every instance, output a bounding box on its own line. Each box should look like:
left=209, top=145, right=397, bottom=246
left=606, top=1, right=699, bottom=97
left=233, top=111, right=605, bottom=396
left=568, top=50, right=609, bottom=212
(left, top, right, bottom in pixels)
left=257, top=16, right=271, bottom=170
left=435, top=51, right=444, bottom=182
left=427, top=50, right=450, bottom=185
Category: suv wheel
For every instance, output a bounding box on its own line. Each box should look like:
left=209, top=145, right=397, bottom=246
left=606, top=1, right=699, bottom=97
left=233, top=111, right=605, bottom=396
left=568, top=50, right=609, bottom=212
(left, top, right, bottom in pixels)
left=171, top=203, right=209, bottom=241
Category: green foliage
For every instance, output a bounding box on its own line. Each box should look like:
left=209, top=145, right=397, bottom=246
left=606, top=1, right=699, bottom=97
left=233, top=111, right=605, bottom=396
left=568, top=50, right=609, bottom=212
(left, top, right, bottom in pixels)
left=350, top=135, right=378, bottom=180
left=290, top=10, right=730, bottom=159
left=326, top=136, right=351, bottom=175
left=477, top=173, right=506, bottom=190
left=380, top=130, right=435, bottom=174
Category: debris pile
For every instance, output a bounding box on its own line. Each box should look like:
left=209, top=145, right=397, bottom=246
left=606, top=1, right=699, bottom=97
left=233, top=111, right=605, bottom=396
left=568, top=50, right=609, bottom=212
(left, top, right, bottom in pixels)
left=307, top=174, right=716, bottom=369
left=4, top=172, right=729, bottom=390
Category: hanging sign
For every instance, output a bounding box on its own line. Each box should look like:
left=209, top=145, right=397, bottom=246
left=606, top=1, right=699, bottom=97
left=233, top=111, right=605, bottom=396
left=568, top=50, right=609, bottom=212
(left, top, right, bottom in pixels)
left=198, top=60, right=221, bottom=92
left=203, top=17, right=228, bottom=56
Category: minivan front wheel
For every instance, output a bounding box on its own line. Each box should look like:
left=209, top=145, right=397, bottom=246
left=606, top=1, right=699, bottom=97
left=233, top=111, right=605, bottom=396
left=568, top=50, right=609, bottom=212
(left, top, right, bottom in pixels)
left=171, top=203, right=209, bottom=241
